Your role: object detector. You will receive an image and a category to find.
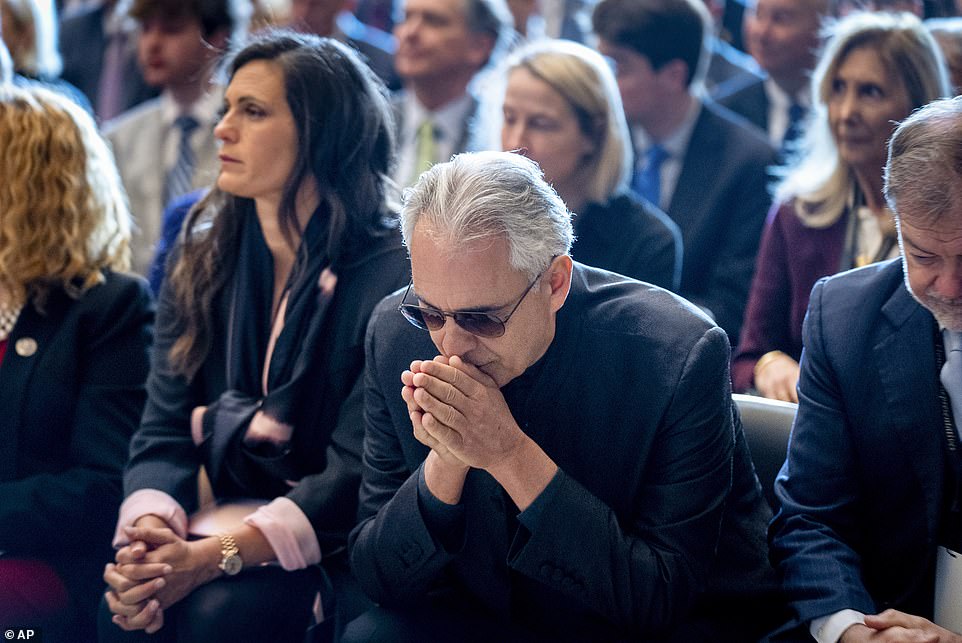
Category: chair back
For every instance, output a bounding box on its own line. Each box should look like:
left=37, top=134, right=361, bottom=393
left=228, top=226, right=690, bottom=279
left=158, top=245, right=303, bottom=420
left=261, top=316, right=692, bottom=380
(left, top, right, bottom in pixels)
left=733, top=393, right=797, bottom=511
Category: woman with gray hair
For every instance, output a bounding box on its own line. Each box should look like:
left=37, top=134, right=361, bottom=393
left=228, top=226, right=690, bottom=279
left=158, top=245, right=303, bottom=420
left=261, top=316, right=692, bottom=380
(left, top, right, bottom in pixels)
left=496, top=38, right=682, bottom=291
left=733, top=11, right=950, bottom=401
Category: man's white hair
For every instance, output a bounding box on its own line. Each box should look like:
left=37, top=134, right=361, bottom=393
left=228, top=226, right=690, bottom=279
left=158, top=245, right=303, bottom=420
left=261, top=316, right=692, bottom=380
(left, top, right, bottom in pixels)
left=400, top=151, right=573, bottom=280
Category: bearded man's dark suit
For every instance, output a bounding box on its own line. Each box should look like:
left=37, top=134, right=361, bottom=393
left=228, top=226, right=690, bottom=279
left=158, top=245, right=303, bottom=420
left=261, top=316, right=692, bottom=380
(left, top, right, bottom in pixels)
left=770, top=258, right=954, bottom=635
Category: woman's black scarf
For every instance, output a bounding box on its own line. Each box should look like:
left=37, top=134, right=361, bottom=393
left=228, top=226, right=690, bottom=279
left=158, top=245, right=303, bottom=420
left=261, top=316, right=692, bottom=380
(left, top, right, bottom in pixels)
left=201, top=205, right=335, bottom=498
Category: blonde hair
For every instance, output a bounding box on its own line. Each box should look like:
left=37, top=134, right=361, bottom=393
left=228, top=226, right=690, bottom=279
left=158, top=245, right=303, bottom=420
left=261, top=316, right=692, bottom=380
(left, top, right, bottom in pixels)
left=775, top=11, right=950, bottom=227
left=0, top=85, right=131, bottom=308
left=499, top=39, right=632, bottom=205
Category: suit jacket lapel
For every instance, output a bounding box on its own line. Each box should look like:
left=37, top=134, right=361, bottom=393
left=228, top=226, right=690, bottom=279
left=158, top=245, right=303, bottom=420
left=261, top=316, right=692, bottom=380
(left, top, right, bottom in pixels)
left=0, top=294, right=67, bottom=479
left=875, top=283, right=943, bottom=536
left=668, top=106, right=718, bottom=236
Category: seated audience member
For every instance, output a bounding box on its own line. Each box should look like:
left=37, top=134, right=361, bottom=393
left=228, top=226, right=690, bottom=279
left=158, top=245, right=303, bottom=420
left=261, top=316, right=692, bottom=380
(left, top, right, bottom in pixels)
left=105, top=0, right=248, bottom=276
left=99, top=32, right=409, bottom=642
left=0, top=84, right=153, bottom=641
left=391, top=0, right=513, bottom=187
left=593, top=0, right=777, bottom=344
left=498, top=39, right=682, bottom=291
left=59, top=0, right=157, bottom=121
left=927, top=17, right=962, bottom=91
left=733, top=12, right=950, bottom=401
left=717, top=0, right=829, bottom=155
left=347, top=151, right=781, bottom=642
left=2, top=0, right=92, bottom=110
left=769, top=95, right=962, bottom=642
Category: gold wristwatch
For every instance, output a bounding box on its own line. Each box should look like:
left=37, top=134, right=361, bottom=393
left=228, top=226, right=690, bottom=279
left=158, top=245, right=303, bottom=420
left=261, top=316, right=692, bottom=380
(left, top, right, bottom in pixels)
left=217, top=533, right=243, bottom=576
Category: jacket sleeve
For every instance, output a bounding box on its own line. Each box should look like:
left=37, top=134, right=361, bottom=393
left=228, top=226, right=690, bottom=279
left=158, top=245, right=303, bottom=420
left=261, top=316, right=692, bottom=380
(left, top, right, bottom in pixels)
left=348, top=303, right=459, bottom=602
left=769, top=277, right=877, bottom=623
left=505, top=326, right=736, bottom=636
left=632, top=207, right=683, bottom=293
left=0, top=277, right=154, bottom=554
left=123, top=276, right=205, bottom=511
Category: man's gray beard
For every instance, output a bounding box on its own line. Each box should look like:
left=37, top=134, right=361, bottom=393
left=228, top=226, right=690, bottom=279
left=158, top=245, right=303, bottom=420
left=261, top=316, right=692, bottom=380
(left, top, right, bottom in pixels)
left=905, top=273, right=962, bottom=331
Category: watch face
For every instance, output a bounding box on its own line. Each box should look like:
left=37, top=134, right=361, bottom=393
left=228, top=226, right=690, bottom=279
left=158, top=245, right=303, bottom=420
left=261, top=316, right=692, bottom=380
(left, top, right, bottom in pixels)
left=221, top=554, right=243, bottom=576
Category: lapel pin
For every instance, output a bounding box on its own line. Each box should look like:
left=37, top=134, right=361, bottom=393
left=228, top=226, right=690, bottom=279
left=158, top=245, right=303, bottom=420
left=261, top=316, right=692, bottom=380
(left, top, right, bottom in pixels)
left=15, top=337, right=37, bottom=357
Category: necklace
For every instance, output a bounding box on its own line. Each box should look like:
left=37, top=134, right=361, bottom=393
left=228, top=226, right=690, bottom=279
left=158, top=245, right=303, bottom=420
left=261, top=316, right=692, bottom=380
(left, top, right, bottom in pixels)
left=0, top=302, right=23, bottom=342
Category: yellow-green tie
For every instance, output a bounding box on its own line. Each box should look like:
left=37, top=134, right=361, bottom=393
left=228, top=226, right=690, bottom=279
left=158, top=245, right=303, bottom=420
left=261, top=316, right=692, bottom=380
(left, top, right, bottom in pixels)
left=411, top=119, right=436, bottom=184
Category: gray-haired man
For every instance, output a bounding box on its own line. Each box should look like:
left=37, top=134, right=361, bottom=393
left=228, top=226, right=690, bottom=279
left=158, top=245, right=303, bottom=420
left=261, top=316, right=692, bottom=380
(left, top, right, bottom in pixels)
left=346, top=151, right=781, bottom=642
left=771, top=95, right=962, bottom=643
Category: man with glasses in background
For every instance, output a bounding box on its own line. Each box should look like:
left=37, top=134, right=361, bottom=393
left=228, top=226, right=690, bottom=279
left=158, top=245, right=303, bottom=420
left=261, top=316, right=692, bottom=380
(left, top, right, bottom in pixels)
left=345, top=150, right=782, bottom=642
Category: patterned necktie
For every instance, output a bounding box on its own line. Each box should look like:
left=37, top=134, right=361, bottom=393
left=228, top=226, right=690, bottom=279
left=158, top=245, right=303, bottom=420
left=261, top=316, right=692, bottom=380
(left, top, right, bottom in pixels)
left=164, top=115, right=200, bottom=206
left=633, top=144, right=668, bottom=209
left=409, top=118, right=437, bottom=185
left=941, top=329, right=962, bottom=435
left=781, top=102, right=806, bottom=154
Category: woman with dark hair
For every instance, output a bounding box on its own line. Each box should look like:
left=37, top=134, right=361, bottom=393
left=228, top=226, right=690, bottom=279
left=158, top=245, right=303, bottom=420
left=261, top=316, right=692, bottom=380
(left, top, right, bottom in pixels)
left=101, top=31, right=409, bottom=642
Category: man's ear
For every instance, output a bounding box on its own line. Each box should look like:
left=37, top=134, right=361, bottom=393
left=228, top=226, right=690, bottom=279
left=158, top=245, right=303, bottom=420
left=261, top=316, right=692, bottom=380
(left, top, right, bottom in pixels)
left=547, top=255, right=573, bottom=313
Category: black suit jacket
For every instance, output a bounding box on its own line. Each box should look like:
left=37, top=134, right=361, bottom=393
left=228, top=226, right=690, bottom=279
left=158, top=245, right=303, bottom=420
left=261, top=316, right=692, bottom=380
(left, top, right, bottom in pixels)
left=124, top=230, right=410, bottom=556
left=770, top=259, right=949, bottom=628
left=573, top=191, right=683, bottom=292
left=667, top=99, right=776, bottom=342
left=0, top=272, right=153, bottom=625
left=350, top=263, right=778, bottom=641
left=58, top=4, right=157, bottom=116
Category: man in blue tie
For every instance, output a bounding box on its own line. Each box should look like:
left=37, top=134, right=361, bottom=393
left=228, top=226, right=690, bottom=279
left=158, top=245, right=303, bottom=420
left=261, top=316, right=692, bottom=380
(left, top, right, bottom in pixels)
left=593, top=0, right=776, bottom=345
left=715, top=0, right=829, bottom=155
left=105, top=0, right=247, bottom=275
left=770, top=95, right=962, bottom=642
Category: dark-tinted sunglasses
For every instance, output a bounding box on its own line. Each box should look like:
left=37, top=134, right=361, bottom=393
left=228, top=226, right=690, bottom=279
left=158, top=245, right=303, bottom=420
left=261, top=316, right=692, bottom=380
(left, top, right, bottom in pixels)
left=397, top=274, right=542, bottom=338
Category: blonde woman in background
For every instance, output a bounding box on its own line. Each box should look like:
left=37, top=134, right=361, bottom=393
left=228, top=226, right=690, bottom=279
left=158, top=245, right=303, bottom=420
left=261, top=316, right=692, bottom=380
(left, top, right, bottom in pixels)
left=497, top=38, right=682, bottom=290
left=733, top=11, right=950, bottom=401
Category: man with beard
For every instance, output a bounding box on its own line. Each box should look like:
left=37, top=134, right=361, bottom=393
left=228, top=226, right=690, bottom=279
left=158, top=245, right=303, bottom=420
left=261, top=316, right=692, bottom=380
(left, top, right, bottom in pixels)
left=770, top=95, right=962, bottom=642
left=346, top=151, right=780, bottom=642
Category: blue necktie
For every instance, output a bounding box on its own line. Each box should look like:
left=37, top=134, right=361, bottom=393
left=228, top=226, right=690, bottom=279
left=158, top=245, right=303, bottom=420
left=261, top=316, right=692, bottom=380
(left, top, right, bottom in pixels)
left=941, top=330, right=962, bottom=436
left=633, top=144, right=668, bottom=208
left=780, top=103, right=806, bottom=155
left=164, top=115, right=200, bottom=206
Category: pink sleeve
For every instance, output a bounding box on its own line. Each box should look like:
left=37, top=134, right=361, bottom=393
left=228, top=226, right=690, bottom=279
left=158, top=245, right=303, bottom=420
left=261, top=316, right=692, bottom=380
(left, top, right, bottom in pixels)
left=244, top=497, right=321, bottom=570
left=112, top=489, right=189, bottom=548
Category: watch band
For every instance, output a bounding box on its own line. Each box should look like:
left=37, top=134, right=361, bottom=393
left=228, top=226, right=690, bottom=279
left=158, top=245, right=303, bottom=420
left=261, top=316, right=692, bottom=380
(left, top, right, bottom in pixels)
left=217, top=533, right=243, bottom=576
